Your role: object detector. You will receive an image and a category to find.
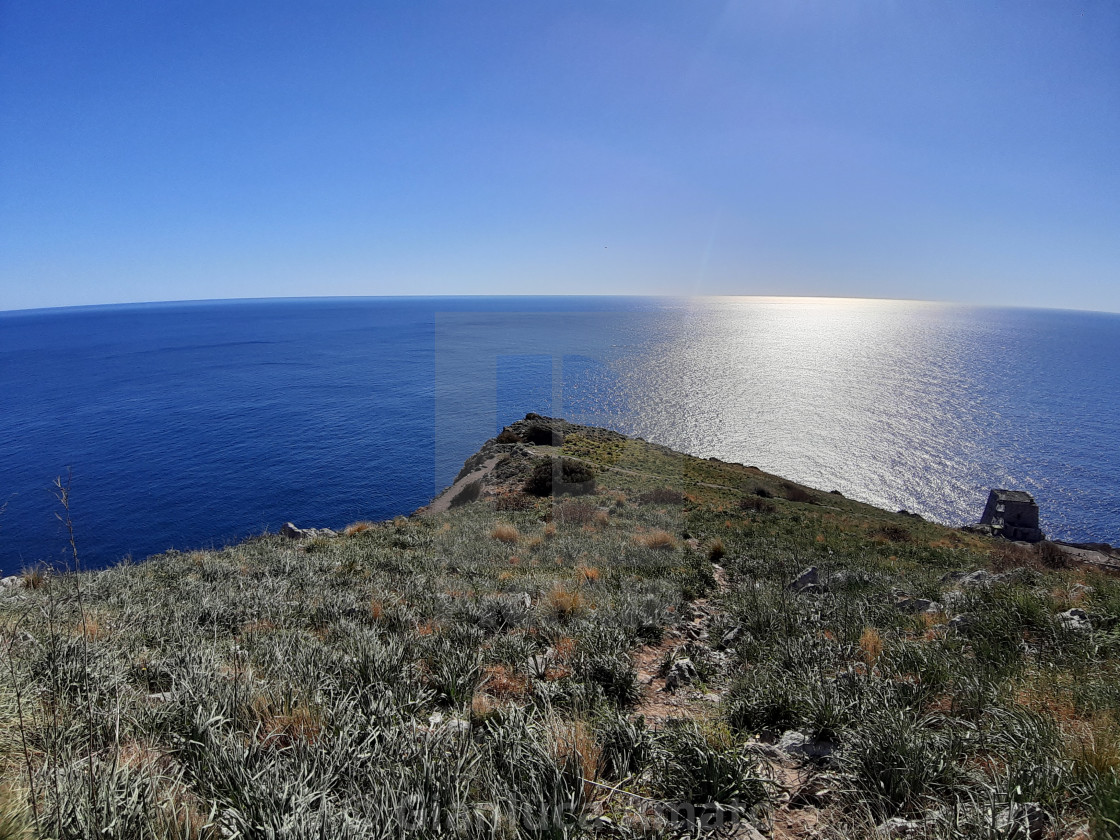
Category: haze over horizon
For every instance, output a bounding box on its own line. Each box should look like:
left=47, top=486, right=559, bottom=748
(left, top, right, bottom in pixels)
left=2, top=2, right=1118, bottom=313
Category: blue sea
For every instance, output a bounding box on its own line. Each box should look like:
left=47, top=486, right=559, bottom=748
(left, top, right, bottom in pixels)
left=2, top=296, right=1118, bottom=571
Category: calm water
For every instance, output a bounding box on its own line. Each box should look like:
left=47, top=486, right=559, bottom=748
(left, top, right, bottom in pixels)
left=2, top=296, right=1118, bottom=570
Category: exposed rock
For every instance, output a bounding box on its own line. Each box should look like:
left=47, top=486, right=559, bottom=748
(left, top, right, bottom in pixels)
left=718, top=625, right=743, bottom=649
left=1058, top=608, right=1092, bottom=632
left=663, top=658, right=699, bottom=692
left=0, top=575, right=23, bottom=589
left=280, top=522, right=336, bottom=540
left=787, top=567, right=823, bottom=593
left=777, top=729, right=835, bottom=759
left=943, top=569, right=998, bottom=588
left=895, top=597, right=940, bottom=614
left=876, top=817, right=923, bottom=838
left=995, top=802, right=1050, bottom=840
left=948, top=613, right=976, bottom=632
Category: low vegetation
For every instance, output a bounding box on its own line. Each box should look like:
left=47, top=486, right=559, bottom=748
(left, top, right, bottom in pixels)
left=1, top=414, right=1118, bottom=838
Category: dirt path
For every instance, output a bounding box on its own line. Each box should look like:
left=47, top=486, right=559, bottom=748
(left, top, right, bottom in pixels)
left=631, top=560, right=730, bottom=725
left=416, top=455, right=503, bottom=516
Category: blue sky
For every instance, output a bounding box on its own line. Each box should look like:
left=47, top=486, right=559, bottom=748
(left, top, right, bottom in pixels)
left=1, top=1, right=1118, bottom=312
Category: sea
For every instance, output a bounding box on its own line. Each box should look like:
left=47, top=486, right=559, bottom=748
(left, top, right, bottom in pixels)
left=2, top=296, right=1118, bottom=571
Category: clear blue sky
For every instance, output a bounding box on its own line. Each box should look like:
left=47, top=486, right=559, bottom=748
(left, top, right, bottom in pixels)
left=2, top=1, right=1118, bottom=312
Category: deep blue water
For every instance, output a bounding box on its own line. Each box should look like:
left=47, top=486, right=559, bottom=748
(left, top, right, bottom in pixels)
left=2, top=296, right=1118, bottom=571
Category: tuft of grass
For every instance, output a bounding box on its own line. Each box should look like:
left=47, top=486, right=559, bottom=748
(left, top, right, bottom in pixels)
left=343, top=521, right=376, bottom=536
left=708, top=538, right=726, bottom=562
left=859, top=627, right=884, bottom=666
left=19, top=566, right=45, bottom=590
left=490, top=523, right=520, bottom=544
left=556, top=500, right=596, bottom=525
left=575, top=564, right=601, bottom=584
left=544, top=585, right=587, bottom=622
left=638, top=530, right=677, bottom=551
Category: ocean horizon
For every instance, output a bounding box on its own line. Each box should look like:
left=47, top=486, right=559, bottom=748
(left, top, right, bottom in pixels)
left=2, top=295, right=1118, bottom=570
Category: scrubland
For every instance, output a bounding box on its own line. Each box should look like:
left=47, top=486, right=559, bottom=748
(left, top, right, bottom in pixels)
left=2, top=416, right=1118, bottom=839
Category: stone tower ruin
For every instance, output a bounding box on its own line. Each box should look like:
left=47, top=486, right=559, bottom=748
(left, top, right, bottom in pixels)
left=979, top=489, right=1044, bottom=543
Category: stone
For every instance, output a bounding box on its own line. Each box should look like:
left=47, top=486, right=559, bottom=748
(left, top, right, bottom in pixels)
left=876, top=817, right=923, bottom=838
left=961, top=570, right=995, bottom=587
left=0, top=575, right=23, bottom=589
left=978, top=489, right=1044, bottom=543
left=663, top=658, right=699, bottom=691
left=281, top=522, right=308, bottom=539
left=719, top=625, right=743, bottom=649
left=1058, top=608, right=1092, bottom=632
left=787, top=567, right=819, bottom=593
left=777, top=730, right=834, bottom=759
left=995, top=802, right=1050, bottom=840
left=949, top=613, right=976, bottom=631
left=895, top=597, right=939, bottom=614
left=281, top=522, right=335, bottom=540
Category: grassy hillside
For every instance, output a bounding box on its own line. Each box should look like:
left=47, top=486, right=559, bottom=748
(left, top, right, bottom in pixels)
left=2, top=414, right=1119, bottom=839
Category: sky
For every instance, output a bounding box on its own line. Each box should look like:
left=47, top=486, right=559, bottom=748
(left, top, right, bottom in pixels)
left=1, top=1, right=1118, bottom=312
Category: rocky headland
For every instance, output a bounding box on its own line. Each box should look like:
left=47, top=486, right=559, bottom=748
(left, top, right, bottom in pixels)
left=1, top=414, right=1117, bottom=839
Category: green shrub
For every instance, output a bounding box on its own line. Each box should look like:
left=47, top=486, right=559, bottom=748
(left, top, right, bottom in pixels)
left=524, top=458, right=595, bottom=497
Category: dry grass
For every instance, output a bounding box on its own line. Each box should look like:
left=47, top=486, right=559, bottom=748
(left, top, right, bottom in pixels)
left=556, top=500, right=596, bottom=525
left=20, top=566, right=45, bottom=590
left=552, top=718, right=601, bottom=790
left=494, top=492, right=535, bottom=512
left=544, top=585, right=586, bottom=621
left=490, top=523, right=520, bottom=544
left=482, top=664, right=528, bottom=699
left=859, top=626, right=884, bottom=666
left=592, top=510, right=610, bottom=527
left=575, top=563, right=601, bottom=584
left=542, top=522, right=557, bottom=540
left=343, top=521, right=376, bottom=536
left=369, top=599, right=384, bottom=622
left=1067, top=713, right=1120, bottom=779
left=872, top=524, right=912, bottom=543
left=76, top=614, right=107, bottom=641
left=637, top=529, right=677, bottom=551
left=251, top=697, right=321, bottom=750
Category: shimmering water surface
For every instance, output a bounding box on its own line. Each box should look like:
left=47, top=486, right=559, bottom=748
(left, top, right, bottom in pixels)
left=2, top=297, right=1118, bottom=569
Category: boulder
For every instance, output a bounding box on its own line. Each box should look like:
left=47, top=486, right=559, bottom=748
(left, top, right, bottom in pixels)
left=1058, top=608, right=1092, bottom=633
left=895, top=597, right=940, bottom=614
left=777, top=729, right=835, bottom=759
left=995, top=802, right=1050, bottom=840
left=787, top=567, right=821, bottom=593
left=280, top=522, right=336, bottom=540
left=949, top=613, right=976, bottom=632
left=663, top=658, right=699, bottom=691
left=718, top=625, right=743, bottom=649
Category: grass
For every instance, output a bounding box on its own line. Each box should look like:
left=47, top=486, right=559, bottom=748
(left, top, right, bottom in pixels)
left=1, top=414, right=1117, bottom=838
